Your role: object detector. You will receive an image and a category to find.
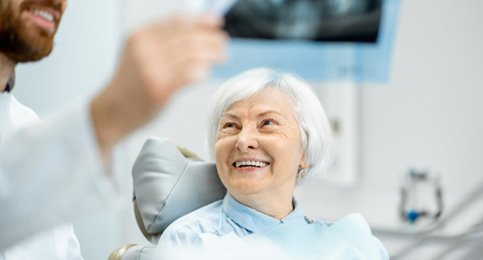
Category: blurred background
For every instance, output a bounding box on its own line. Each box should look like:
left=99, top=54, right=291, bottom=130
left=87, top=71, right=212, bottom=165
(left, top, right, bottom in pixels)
left=14, top=0, right=483, bottom=259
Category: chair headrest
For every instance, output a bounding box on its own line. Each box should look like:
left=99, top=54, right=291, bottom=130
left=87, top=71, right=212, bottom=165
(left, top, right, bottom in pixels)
left=132, top=137, right=226, bottom=242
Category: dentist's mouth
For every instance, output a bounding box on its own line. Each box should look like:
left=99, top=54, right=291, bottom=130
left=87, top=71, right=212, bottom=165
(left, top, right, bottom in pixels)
left=23, top=7, right=60, bottom=34
left=32, top=8, right=55, bottom=21
left=233, top=160, right=270, bottom=168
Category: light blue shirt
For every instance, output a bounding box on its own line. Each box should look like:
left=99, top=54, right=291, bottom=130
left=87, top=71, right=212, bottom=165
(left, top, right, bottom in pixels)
left=157, top=193, right=389, bottom=259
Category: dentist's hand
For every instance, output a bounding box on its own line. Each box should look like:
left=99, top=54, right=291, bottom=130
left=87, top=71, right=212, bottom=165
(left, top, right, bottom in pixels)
left=90, top=14, right=227, bottom=160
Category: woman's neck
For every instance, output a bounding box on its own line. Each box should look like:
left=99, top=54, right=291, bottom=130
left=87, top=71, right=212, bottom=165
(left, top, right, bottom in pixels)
left=232, top=191, right=295, bottom=220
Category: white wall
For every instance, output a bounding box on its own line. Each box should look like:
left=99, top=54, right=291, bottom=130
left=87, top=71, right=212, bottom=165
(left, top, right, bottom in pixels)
left=363, top=0, right=483, bottom=257
left=11, top=0, right=483, bottom=259
left=15, top=0, right=120, bottom=116
left=297, top=0, right=483, bottom=258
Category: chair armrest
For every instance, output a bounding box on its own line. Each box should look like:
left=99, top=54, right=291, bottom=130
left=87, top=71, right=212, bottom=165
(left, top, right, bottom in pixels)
left=108, top=244, right=156, bottom=260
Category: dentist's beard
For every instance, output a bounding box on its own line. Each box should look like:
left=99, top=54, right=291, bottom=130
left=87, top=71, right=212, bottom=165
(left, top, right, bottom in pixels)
left=0, top=1, right=57, bottom=62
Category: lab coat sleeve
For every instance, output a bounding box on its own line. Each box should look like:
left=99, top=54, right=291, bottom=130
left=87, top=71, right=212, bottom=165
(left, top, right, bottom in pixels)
left=0, top=101, right=121, bottom=250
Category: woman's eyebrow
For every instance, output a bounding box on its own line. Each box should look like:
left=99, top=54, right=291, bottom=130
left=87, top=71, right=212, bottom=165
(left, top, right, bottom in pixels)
left=220, top=112, right=239, bottom=120
left=258, top=110, right=284, bottom=118
left=221, top=110, right=286, bottom=119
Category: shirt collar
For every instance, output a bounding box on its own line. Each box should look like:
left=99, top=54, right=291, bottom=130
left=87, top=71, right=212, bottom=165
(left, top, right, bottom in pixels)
left=4, top=71, right=15, bottom=93
left=222, top=193, right=306, bottom=233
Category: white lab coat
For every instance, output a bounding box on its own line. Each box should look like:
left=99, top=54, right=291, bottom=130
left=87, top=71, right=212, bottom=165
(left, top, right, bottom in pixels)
left=0, top=93, right=84, bottom=259
left=0, top=92, right=120, bottom=255
left=0, top=224, right=83, bottom=260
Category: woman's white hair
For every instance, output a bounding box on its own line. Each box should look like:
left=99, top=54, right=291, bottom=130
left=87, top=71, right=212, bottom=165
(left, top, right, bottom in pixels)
left=206, top=68, right=332, bottom=177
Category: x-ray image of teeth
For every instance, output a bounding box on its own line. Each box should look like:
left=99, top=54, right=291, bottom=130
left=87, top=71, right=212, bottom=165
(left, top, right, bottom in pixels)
left=224, top=0, right=382, bottom=42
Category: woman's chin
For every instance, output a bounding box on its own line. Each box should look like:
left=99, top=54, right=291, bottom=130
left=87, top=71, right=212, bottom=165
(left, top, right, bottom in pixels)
left=228, top=180, right=268, bottom=196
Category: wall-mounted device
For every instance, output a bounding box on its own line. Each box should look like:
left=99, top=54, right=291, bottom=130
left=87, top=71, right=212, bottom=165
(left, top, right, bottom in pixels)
left=399, top=169, right=443, bottom=224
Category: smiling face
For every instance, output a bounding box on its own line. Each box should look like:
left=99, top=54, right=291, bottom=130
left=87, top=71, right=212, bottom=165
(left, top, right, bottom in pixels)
left=215, top=88, right=307, bottom=207
left=0, top=0, right=67, bottom=62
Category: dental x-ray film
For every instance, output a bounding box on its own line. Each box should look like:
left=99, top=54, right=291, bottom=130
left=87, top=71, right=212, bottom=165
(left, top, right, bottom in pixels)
left=224, top=0, right=382, bottom=42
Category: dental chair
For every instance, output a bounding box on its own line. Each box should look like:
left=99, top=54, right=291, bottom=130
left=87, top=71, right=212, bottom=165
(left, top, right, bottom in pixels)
left=109, top=137, right=226, bottom=260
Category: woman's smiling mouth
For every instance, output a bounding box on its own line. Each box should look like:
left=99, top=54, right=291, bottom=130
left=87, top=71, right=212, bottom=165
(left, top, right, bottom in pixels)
left=233, top=160, right=270, bottom=168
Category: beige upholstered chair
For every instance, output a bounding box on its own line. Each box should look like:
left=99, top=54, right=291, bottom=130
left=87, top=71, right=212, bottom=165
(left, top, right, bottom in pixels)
left=109, top=137, right=226, bottom=260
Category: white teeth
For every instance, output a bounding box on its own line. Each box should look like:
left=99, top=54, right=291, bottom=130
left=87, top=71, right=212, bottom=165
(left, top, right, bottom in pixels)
left=235, top=160, right=268, bottom=168
left=33, top=9, right=54, bottom=22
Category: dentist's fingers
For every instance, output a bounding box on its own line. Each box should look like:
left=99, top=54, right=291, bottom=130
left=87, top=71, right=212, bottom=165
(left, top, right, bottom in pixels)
left=91, top=14, right=229, bottom=159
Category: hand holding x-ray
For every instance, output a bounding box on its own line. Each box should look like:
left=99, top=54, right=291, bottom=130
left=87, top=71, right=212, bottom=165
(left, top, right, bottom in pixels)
left=91, top=9, right=229, bottom=159
left=182, top=0, right=239, bottom=16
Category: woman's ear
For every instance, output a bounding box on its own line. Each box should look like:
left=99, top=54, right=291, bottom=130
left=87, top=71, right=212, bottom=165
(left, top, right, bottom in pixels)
left=297, top=156, right=309, bottom=179
left=299, top=156, right=308, bottom=169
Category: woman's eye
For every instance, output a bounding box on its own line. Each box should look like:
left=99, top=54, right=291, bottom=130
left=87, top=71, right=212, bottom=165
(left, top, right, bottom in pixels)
left=261, top=119, right=277, bottom=127
left=222, top=122, right=237, bottom=129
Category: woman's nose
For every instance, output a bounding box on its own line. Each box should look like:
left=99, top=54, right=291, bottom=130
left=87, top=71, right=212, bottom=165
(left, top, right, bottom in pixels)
left=235, top=127, right=259, bottom=153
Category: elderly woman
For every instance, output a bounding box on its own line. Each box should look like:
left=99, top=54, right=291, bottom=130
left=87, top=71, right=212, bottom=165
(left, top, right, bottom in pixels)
left=156, top=68, right=388, bottom=259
